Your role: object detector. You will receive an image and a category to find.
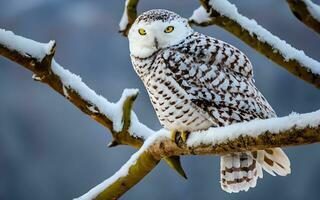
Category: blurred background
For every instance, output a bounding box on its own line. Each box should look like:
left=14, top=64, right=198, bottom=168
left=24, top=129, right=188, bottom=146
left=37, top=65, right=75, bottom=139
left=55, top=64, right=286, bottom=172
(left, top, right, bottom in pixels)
left=0, top=0, right=320, bottom=199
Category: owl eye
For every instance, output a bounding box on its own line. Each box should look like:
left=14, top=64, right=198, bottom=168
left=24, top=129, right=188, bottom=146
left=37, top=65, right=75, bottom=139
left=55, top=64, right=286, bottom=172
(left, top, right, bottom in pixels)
left=138, top=28, right=146, bottom=36
left=164, top=26, right=174, bottom=33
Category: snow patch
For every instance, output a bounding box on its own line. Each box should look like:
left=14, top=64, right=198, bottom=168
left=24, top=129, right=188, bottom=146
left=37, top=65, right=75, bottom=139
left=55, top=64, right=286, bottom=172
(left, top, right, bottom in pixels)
left=0, top=29, right=54, bottom=61
left=305, top=0, right=320, bottom=22
left=62, top=85, right=70, bottom=98
left=190, top=6, right=211, bottom=24
left=129, top=112, right=156, bottom=139
left=119, top=0, right=129, bottom=31
left=112, top=88, right=139, bottom=132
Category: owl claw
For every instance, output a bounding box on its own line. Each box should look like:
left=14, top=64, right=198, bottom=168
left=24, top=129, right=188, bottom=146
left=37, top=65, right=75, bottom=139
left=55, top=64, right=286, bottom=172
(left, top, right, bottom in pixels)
left=170, top=130, right=190, bottom=147
left=181, top=131, right=190, bottom=143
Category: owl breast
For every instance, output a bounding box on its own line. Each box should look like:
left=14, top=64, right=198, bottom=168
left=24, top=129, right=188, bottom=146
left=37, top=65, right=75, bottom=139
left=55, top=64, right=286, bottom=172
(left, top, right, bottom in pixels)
left=131, top=32, right=275, bottom=132
left=131, top=51, right=213, bottom=131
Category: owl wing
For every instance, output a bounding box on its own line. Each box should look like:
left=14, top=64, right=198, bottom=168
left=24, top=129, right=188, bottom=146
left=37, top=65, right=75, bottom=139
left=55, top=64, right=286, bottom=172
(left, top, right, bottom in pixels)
left=162, top=32, right=276, bottom=126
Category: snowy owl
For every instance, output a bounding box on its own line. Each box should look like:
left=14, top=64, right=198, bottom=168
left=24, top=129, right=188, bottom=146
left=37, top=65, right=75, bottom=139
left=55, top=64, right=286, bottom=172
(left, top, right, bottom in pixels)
left=128, top=9, right=291, bottom=193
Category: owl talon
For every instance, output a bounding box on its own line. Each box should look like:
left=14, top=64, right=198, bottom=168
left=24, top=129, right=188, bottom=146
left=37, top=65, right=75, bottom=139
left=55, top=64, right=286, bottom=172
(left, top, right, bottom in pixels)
left=181, top=131, right=190, bottom=143
left=170, top=130, right=180, bottom=144
left=170, top=130, right=189, bottom=147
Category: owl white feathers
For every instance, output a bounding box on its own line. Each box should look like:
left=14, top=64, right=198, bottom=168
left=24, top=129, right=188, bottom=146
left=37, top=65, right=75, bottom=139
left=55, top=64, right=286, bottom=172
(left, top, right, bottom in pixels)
left=128, top=9, right=290, bottom=193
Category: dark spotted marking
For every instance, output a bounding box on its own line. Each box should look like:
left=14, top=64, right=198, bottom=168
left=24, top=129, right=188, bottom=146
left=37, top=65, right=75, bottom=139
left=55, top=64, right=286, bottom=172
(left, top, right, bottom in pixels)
left=135, top=9, right=184, bottom=24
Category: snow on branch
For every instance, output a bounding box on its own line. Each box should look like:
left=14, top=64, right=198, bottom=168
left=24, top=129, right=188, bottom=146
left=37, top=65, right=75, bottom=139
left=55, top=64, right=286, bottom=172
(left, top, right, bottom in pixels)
left=1, top=1, right=320, bottom=199
left=187, top=110, right=320, bottom=149
left=0, top=29, right=55, bottom=61
left=190, top=0, right=320, bottom=89
left=76, top=109, right=320, bottom=200
left=75, top=132, right=166, bottom=200
left=0, top=28, right=154, bottom=148
left=1, top=23, right=320, bottom=199
left=287, top=0, right=320, bottom=34
left=119, top=0, right=140, bottom=36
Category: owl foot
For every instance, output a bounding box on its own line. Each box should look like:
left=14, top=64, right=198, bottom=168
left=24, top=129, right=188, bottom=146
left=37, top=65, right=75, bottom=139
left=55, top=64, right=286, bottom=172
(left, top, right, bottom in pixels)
left=170, top=130, right=190, bottom=147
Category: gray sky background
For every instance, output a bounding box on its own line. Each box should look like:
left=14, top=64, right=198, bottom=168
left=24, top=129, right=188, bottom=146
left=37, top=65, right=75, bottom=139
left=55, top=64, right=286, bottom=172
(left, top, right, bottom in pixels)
left=1, top=0, right=320, bottom=199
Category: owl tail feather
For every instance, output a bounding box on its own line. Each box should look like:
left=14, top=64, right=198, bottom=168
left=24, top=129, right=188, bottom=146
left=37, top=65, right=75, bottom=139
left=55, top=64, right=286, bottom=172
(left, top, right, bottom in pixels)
left=220, top=148, right=290, bottom=193
left=256, top=148, right=291, bottom=177
left=164, top=156, right=187, bottom=179
left=220, top=152, right=262, bottom=193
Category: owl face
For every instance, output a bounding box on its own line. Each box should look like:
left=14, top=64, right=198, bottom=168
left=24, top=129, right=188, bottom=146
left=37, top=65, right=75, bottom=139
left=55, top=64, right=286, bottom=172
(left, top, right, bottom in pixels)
left=128, top=9, right=193, bottom=58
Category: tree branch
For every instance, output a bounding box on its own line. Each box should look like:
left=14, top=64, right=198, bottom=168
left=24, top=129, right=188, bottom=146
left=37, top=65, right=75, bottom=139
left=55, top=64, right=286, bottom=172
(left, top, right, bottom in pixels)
left=119, top=0, right=140, bottom=36
left=77, top=109, right=320, bottom=199
left=189, top=0, right=320, bottom=89
left=2, top=0, right=320, bottom=198
left=0, top=28, right=155, bottom=149
left=76, top=147, right=160, bottom=200
left=286, top=0, right=320, bottom=34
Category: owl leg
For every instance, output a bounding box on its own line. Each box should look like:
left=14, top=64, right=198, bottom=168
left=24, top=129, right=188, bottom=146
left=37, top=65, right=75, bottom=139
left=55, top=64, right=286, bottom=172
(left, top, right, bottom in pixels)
left=170, top=130, right=190, bottom=146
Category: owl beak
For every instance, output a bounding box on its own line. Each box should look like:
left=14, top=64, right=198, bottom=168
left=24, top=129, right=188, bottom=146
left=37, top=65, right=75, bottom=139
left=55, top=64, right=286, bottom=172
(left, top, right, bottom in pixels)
left=154, top=38, right=159, bottom=49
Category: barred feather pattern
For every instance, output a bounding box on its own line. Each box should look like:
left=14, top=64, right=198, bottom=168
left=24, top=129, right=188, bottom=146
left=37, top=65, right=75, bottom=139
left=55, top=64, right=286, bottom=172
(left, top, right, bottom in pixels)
left=130, top=24, right=291, bottom=192
left=220, top=152, right=262, bottom=193
left=221, top=148, right=290, bottom=193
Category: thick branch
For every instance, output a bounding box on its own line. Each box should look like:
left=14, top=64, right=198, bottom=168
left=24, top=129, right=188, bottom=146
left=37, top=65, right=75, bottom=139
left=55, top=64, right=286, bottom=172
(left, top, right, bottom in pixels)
left=78, top=109, right=320, bottom=199
left=189, top=0, right=320, bottom=89
left=76, top=148, right=159, bottom=200
left=119, top=0, right=140, bottom=36
left=287, top=0, right=320, bottom=34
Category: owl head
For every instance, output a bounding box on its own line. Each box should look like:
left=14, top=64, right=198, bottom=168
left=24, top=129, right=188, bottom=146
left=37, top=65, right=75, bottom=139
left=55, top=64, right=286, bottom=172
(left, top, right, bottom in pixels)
left=128, top=9, right=193, bottom=58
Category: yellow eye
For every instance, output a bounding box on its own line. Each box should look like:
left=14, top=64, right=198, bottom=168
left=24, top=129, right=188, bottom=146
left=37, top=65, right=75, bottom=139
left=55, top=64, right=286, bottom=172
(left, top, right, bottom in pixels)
left=138, top=28, right=146, bottom=35
left=164, top=26, right=174, bottom=33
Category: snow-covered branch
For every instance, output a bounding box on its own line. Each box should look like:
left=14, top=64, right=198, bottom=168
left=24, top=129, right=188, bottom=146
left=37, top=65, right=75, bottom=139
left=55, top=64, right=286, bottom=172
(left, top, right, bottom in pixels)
left=119, top=0, right=140, bottom=36
left=287, top=0, right=320, bottom=34
left=2, top=1, right=320, bottom=197
left=0, top=28, right=154, bottom=148
left=189, top=0, right=320, bottom=89
left=75, top=133, right=164, bottom=200
left=0, top=28, right=179, bottom=199
left=76, top=109, right=320, bottom=200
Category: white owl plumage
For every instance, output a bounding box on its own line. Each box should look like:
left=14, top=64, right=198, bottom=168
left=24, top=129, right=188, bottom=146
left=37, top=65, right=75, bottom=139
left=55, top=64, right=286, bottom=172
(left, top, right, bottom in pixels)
left=128, top=9, right=290, bottom=193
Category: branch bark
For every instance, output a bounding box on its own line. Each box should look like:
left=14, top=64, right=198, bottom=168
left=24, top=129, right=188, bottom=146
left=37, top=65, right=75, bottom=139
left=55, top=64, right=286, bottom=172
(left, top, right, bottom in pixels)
left=286, top=0, right=320, bottom=34
left=119, top=0, right=140, bottom=36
